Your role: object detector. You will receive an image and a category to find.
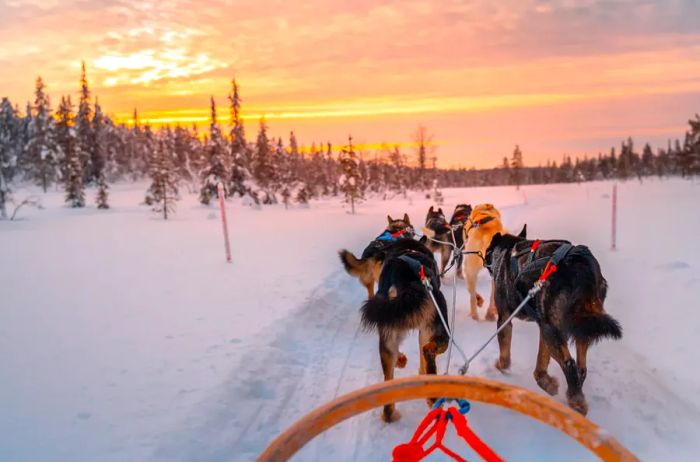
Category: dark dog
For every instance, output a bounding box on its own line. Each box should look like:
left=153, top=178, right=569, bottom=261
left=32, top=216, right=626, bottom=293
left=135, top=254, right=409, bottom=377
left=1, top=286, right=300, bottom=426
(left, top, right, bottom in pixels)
left=339, top=214, right=415, bottom=297
left=422, top=206, right=452, bottom=276
left=485, top=226, right=622, bottom=415
left=448, top=204, right=472, bottom=279
left=361, top=238, right=449, bottom=423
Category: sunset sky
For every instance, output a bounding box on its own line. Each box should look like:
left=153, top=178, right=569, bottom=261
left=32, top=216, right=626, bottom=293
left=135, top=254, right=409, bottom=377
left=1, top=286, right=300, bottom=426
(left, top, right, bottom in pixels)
left=1, top=0, right=699, bottom=168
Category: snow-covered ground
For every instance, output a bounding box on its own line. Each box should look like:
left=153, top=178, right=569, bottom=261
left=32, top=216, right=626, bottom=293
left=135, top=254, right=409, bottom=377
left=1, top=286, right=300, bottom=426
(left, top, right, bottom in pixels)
left=1, top=179, right=699, bottom=461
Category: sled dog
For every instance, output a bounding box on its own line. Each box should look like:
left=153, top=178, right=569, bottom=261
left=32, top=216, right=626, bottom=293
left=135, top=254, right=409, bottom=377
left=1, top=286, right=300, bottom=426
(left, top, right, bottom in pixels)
left=360, top=237, right=449, bottom=422
left=462, top=203, right=505, bottom=321
left=339, top=214, right=414, bottom=297
left=485, top=226, right=622, bottom=415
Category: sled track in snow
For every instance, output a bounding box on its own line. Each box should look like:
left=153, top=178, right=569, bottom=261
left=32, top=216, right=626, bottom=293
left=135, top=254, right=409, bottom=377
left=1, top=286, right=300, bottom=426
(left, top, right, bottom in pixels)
left=156, top=269, right=700, bottom=462
left=155, top=272, right=377, bottom=461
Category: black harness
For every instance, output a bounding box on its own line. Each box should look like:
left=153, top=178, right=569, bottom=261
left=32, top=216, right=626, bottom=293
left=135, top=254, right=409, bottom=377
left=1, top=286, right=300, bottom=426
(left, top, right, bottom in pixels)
left=397, top=253, right=439, bottom=290
left=509, top=239, right=573, bottom=321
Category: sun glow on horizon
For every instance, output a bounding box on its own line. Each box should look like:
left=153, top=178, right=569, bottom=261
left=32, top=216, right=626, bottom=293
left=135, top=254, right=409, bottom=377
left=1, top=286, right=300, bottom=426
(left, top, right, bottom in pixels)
left=1, top=0, right=699, bottom=167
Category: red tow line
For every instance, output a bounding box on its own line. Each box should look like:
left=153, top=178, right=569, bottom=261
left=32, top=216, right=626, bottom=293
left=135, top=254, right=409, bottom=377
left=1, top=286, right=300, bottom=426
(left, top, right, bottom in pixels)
left=392, top=405, right=504, bottom=462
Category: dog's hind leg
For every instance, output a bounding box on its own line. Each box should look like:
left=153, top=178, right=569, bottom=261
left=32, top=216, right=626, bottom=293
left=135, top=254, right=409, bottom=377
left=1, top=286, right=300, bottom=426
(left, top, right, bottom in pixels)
left=485, top=280, right=498, bottom=322
left=544, top=327, right=587, bottom=415
left=533, top=331, right=559, bottom=396
left=419, top=327, right=440, bottom=408
left=576, top=339, right=590, bottom=384
left=465, top=265, right=482, bottom=320
left=379, top=332, right=402, bottom=423
left=494, top=313, right=513, bottom=371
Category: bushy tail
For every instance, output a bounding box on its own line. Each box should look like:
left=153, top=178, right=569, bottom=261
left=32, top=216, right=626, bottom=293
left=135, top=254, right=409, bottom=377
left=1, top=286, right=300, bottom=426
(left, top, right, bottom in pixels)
left=571, top=312, right=622, bottom=343
left=339, top=249, right=369, bottom=277
left=360, top=258, right=429, bottom=331
left=360, top=284, right=428, bottom=331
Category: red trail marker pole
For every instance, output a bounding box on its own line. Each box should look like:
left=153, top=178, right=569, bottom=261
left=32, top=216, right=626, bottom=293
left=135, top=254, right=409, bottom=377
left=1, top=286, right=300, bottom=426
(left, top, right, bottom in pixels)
left=218, top=182, right=232, bottom=263
left=611, top=183, right=617, bottom=251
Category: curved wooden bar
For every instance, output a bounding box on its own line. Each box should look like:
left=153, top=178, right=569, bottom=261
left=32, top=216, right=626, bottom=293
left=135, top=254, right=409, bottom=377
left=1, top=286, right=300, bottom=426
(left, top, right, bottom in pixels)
left=257, top=375, right=638, bottom=462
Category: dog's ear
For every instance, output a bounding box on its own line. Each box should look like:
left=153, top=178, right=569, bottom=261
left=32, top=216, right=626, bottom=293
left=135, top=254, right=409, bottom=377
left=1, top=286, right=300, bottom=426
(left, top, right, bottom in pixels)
left=438, top=207, right=443, bottom=215
left=418, top=235, right=427, bottom=244
left=428, top=206, right=434, bottom=214
left=403, top=213, right=410, bottom=224
left=490, top=232, right=503, bottom=247
left=387, top=215, right=394, bottom=223
left=517, top=224, right=527, bottom=238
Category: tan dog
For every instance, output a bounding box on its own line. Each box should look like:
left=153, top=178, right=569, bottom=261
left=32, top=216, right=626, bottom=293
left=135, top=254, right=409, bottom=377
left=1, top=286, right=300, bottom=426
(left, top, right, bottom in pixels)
left=462, top=204, right=506, bottom=321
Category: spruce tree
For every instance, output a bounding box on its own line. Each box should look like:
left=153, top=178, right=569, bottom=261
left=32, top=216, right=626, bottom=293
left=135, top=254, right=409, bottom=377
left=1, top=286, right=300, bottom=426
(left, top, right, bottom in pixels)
left=26, top=77, right=60, bottom=192
left=90, top=98, right=106, bottom=186
left=150, top=137, right=178, bottom=219
left=682, top=115, right=700, bottom=177
left=228, top=79, right=250, bottom=197
left=200, top=97, right=230, bottom=204
left=0, top=98, right=21, bottom=218
left=57, top=96, right=85, bottom=207
left=252, top=118, right=276, bottom=203
left=96, top=175, right=109, bottom=209
left=338, top=135, right=363, bottom=214
left=76, top=61, right=94, bottom=183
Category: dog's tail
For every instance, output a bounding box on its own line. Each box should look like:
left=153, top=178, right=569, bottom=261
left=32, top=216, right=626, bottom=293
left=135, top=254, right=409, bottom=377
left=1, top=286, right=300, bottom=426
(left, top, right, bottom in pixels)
left=571, top=310, right=622, bottom=343
left=564, top=246, right=622, bottom=343
left=360, top=258, right=429, bottom=331
left=339, top=249, right=370, bottom=277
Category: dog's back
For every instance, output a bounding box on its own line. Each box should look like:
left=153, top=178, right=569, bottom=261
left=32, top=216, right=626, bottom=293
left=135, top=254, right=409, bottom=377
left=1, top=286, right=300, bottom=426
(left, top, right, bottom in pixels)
left=361, top=239, right=448, bottom=340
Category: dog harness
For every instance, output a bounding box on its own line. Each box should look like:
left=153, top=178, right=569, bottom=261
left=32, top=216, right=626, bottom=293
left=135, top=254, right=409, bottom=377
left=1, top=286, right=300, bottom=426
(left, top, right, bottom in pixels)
left=376, top=227, right=414, bottom=242
left=509, top=239, right=574, bottom=321
left=397, top=253, right=439, bottom=291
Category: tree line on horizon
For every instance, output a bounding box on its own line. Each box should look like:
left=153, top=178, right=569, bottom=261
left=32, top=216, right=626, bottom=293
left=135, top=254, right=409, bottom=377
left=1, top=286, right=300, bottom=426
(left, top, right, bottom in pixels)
left=1, top=65, right=699, bottom=219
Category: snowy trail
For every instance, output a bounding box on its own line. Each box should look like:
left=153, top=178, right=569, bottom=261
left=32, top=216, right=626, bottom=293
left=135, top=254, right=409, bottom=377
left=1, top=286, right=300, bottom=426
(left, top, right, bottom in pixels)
left=2, top=179, right=699, bottom=461
left=161, top=267, right=700, bottom=461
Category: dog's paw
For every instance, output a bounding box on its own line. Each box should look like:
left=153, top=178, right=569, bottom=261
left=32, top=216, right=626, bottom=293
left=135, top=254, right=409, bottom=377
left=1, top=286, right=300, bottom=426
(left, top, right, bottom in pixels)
left=381, top=409, right=401, bottom=423
left=567, top=394, right=589, bottom=416
left=396, top=353, right=407, bottom=369
left=485, top=309, right=497, bottom=322
left=535, top=373, right=559, bottom=396
left=470, top=312, right=480, bottom=321
left=495, top=357, right=511, bottom=372
left=476, top=294, right=484, bottom=307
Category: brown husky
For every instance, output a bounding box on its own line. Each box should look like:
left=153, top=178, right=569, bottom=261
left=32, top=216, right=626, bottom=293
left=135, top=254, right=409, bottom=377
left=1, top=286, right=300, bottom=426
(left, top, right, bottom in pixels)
left=339, top=214, right=415, bottom=298
left=462, top=204, right=506, bottom=321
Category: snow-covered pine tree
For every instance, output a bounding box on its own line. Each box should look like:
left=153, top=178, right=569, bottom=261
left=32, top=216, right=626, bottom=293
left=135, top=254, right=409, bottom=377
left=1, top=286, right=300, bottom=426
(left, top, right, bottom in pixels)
left=57, top=96, right=85, bottom=207
left=510, top=144, right=523, bottom=189
left=144, top=125, right=163, bottom=205
left=75, top=61, right=94, bottom=184
left=252, top=118, right=276, bottom=204
left=338, top=135, right=363, bottom=214
left=96, top=175, right=109, bottom=209
left=273, top=137, right=295, bottom=209
left=228, top=79, right=250, bottom=197
left=681, top=115, right=700, bottom=177
left=151, top=137, right=178, bottom=219
left=27, top=77, right=60, bottom=192
left=200, top=97, right=230, bottom=205
left=0, top=98, right=21, bottom=219
left=90, top=98, right=106, bottom=187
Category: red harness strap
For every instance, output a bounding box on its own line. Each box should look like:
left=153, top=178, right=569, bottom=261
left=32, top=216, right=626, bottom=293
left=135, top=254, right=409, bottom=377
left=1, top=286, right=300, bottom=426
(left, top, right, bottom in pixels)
left=392, top=406, right=504, bottom=462
left=392, top=228, right=408, bottom=238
